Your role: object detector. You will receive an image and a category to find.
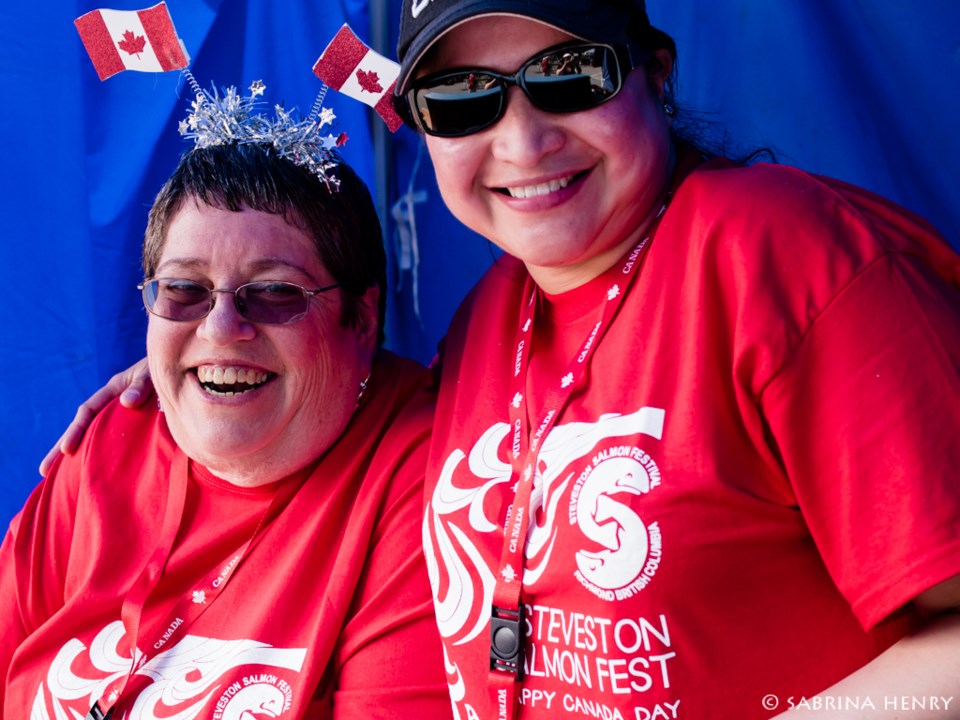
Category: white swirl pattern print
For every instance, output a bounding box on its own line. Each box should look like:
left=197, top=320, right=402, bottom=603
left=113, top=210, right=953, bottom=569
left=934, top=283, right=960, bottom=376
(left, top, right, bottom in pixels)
left=31, top=621, right=306, bottom=719
left=423, top=407, right=665, bottom=714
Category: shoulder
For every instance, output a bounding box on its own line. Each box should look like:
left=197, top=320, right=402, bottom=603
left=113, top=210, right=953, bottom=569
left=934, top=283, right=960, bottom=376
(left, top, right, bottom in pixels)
left=346, top=350, right=434, bottom=462
left=674, top=160, right=951, bottom=262
left=455, top=254, right=527, bottom=320
left=663, top=158, right=959, bottom=312
left=441, top=254, right=528, bottom=365
left=650, top=159, right=960, bottom=394
left=370, top=350, right=430, bottom=395
left=51, top=398, right=174, bottom=483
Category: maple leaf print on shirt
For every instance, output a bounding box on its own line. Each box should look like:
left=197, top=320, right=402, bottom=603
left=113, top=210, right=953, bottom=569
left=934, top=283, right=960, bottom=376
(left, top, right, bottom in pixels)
left=118, top=30, right=146, bottom=57
left=356, top=68, right=383, bottom=94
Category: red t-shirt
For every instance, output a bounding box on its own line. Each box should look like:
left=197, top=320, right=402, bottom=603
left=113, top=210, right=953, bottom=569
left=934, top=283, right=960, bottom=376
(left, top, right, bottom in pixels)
left=425, top=159, right=960, bottom=719
left=0, top=350, right=451, bottom=720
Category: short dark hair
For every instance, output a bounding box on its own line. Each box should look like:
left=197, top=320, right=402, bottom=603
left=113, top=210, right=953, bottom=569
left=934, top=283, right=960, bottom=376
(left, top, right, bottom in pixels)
left=144, top=145, right=386, bottom=344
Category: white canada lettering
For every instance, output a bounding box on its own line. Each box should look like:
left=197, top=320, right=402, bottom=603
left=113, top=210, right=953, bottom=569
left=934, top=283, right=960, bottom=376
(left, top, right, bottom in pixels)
left=497, top=688, right=508, bottom=720
left=562, top=693, right=625, bottom=719
left=578, top=322, right=602, bottom=363
left=508, top=506, right=525, bottom=553
left=514, top=339, right=525, bottom=376
left=621, top=242, right=644, bottom=274
left=212, top=553, right=241, bottom=588
left=153, top=617, right=183, bottom=649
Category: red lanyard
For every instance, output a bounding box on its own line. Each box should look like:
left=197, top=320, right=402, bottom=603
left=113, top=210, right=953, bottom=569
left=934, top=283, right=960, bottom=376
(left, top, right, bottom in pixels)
left=487, top=207, right=665, bottom=719
left=86, top=454, right=304, bottom=720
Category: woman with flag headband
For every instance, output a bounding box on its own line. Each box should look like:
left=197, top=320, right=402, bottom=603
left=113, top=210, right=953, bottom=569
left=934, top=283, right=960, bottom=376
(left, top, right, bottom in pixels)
left=0, top=5, right=451, bottom=719
left=44, top=0, right=960, bottom=718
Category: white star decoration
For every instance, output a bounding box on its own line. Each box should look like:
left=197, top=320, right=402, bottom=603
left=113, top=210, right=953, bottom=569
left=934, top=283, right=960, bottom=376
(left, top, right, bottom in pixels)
left=501, top=566, right=517, bottom=583
left=178, top=80, right=345, bottom=187
left=561, top=372, right=574, bottom=388
left=511, top=392, right=523, bottom=408
left=607, top=284, right=621, bottom=300
left=192, top=590, right=207, bottom=604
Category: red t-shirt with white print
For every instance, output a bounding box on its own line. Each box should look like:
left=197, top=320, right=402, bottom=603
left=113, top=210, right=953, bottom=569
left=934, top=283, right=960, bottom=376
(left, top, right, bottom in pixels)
left=0, top=350, right=450, bottom=720
left=424, top=158, right=960, bottom=720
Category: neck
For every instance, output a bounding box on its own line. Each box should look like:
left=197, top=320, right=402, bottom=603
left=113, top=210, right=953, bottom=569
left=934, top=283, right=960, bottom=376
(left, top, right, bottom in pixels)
left=527, top=155, right=676, bottom=295
left=528, top=198, right=668, bottom=295
left=525, top=233, right=642, bottom=294
left=196, top=455, right=305, bottom=488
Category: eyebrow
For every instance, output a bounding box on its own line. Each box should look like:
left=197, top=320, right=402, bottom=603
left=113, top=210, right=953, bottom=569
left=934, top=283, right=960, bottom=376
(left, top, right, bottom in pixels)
left=154, top=257, right=317, bottom=277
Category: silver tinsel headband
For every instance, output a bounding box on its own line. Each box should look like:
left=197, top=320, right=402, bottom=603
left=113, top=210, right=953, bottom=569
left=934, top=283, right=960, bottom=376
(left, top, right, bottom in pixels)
left=177, top=72, right=347, bottom=188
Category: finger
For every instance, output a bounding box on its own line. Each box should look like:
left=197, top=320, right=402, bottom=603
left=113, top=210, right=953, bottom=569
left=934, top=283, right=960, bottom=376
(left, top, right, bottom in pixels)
left=117, top=359, right=153, bottom=408
left=58, top=399, right=103, bottom=455
left=38, top=443, right=62, bottom=477
left=119, top=376, right=153, bottom=408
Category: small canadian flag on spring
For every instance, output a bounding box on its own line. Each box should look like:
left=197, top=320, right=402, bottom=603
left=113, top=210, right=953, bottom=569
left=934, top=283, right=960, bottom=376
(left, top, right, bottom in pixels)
left=313, top=24, right=403, bottom=132
left=75, top=2, right=189, bottom=81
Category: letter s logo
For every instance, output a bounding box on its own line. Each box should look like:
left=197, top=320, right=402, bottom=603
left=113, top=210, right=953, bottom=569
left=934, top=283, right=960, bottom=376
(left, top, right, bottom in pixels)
left=574, top=456, right=656, bottom=589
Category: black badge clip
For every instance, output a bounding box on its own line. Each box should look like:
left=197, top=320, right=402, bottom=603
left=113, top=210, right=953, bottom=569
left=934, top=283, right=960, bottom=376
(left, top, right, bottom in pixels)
left=490, top=604, right=525, bottom=679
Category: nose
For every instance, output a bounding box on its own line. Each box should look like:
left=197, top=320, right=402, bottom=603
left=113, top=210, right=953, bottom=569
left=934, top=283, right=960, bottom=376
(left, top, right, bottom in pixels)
left=488, top=86, right=565, bottom=165
left=196, top=290, right=256, bottom=345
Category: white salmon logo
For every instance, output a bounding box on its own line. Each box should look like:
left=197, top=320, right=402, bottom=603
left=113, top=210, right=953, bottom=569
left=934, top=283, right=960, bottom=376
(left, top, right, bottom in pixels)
left=423, top=407, right=665, bottom=658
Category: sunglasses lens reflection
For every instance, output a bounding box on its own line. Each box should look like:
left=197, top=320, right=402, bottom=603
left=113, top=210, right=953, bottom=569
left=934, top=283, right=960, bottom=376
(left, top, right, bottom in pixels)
left=409, top=44, right=625, bottom=137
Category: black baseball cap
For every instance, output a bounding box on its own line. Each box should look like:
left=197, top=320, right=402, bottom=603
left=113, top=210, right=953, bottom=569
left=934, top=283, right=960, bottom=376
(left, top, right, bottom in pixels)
left=395, top=0, right=674, bottom=94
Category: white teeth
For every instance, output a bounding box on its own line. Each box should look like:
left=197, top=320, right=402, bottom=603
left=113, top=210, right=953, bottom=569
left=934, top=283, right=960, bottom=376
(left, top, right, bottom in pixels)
left=196, top=365, right=268, bottom=392
left=506, top=175, right=571, bottom=199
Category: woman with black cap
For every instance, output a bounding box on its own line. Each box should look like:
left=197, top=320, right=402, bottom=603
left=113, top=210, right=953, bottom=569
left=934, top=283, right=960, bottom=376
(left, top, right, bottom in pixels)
left=394, top=1, right=960, bottom=719
left=48, top=1, right=960, bottom=718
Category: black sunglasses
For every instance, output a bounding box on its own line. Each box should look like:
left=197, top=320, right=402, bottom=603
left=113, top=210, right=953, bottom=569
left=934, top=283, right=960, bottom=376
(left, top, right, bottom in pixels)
left=401, top=41, right=651, bottom=138
left=139, top=278, right=341, bottom=325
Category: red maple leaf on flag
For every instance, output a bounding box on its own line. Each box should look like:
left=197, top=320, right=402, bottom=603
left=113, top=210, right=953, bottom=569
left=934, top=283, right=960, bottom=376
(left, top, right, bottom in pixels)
left=356, top=68, right=383, bottom=94
left=117, top=29, right=147, bottom=57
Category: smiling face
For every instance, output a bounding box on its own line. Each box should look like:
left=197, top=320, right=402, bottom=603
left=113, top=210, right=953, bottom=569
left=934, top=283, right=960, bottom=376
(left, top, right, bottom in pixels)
left=421, top=15, right=675, bottom=293
left=146, top=200, right=378, bottom=486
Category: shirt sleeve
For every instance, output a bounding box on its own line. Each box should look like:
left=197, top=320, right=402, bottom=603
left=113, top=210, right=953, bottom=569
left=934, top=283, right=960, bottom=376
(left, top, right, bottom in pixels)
left=760, top=250, right=960, bottom=629
left=0, top=515, right=29, bottom=711
left=330, top=390, right=451, bottom=720
left=0, top=452, right=78, bottom=712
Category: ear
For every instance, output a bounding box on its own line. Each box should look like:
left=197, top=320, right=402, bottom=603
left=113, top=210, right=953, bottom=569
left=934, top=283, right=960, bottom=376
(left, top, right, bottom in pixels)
left=354, top=284, right=381, bottom=353
left=648, top=48, right=674, bottom=100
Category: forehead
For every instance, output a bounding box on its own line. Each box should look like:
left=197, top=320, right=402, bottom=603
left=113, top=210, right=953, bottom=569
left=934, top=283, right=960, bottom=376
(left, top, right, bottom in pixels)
left=158, top=201, right=324, bottom=276
left=423, top=15, right=578, bottom=74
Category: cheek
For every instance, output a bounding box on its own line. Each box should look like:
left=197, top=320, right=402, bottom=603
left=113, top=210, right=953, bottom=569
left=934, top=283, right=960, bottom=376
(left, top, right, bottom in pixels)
left=146, top=321, right=186, bottom=396
left=426, top=137, right=475, bottom=196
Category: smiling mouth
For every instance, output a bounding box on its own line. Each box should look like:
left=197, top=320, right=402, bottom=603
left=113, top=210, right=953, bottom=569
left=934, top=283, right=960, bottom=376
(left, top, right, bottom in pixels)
left=501, top=171, right=584, bottom=198
left=194, top=365, right=273, bottom=396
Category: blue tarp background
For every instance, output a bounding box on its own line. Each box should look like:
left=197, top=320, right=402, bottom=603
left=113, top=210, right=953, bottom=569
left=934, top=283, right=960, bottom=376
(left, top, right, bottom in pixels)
left=1, top=1, right=958, bottom=526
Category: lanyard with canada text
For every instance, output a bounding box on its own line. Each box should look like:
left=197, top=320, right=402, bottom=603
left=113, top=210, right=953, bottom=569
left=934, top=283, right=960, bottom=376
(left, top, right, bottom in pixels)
left=487, top=206, right=665, bottom=720
left=85, top=453, right=305, bottom=720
